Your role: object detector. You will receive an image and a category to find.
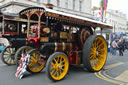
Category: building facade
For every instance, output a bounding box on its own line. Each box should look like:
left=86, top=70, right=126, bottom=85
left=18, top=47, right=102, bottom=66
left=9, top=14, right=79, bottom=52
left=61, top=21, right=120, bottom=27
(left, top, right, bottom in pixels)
left=106, top=10, right=127, bottom=34
left=93, top=7, right=127, bottom=33
left=0, top=0, right=93, bottom=18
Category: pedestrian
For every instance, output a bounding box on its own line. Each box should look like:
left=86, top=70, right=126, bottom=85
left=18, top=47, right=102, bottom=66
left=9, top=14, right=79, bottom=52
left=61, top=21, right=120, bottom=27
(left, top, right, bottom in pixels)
left=106, top=40, right=109, bottom=52
left=110, top=40, right=113, bottom=54
left=118, top=39, right=123, bottom=56
left=122, top=39, right=125, bottom=52
left=111, top=39, right=118, bottom=55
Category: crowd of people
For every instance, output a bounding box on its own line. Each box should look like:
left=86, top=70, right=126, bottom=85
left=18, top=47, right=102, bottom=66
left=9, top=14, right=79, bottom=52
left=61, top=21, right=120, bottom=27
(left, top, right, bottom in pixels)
left=110, top=38, right=126, bottom=56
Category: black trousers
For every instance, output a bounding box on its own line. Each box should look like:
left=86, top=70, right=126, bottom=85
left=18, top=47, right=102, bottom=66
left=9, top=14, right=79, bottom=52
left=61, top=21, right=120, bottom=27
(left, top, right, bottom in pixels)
left=119, top=49, right=123, bottom=56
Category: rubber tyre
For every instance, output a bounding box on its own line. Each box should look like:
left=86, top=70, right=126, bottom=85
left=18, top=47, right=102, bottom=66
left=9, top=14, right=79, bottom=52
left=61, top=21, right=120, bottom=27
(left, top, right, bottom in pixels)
left=15, top=46, right=32, bottom=66
left=82, top=35, right=107, bottom=72
left=46, top=52, right=69, bottom=82
left=1, top=46, right=16, bottom=65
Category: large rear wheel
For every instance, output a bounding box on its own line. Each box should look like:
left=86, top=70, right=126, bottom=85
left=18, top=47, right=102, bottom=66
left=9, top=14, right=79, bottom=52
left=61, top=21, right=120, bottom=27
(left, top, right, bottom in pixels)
left=15, top=46, right=32, bottom=66
left=82, top=35, right=107, bottom=72
left=46, top=52, right=69, bottom=81
left=1, top=46, right=16, bottom=65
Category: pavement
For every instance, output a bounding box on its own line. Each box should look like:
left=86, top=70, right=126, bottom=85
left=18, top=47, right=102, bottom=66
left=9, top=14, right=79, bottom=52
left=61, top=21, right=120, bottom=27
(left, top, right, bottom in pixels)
left=95, top=50, right=128, bottom=84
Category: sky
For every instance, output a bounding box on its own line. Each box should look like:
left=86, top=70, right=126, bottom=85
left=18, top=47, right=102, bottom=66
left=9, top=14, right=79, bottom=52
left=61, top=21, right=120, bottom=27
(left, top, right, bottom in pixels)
left=92, top=0, right=128, bottom=16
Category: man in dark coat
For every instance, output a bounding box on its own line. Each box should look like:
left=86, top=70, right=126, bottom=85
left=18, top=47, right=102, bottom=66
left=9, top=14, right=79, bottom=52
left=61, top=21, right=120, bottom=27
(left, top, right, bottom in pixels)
left=118, top=39, right=123, bottom=56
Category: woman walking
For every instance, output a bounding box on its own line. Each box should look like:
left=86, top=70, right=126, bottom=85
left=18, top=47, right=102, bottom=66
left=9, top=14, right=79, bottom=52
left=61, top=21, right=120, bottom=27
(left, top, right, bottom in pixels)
left=111, top=39, right=118, bottom=55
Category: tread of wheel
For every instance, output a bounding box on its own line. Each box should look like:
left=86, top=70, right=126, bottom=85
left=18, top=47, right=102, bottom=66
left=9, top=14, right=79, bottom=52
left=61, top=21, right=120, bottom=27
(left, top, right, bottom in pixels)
left=82, top=35, right=107, bottom=72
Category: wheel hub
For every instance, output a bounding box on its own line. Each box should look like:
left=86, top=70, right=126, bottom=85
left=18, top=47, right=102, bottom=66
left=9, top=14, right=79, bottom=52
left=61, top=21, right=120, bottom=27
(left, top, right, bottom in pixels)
left=96, top=51, right=99, bottom=56
left=9, top=52, right=15, bottom=60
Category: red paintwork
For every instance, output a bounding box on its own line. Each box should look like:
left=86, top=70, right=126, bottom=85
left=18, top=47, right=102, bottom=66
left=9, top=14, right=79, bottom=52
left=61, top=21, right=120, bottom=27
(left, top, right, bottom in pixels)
left=27, top=36, right=40, bottom=48
left=30, top=24, right=45, bottom=35
left=0, top=34, right=2, bottom=38
left=4, top=32, right=18, bottom=35
left=68, top=45, right=79, bottom=65
left=36, top=11, right=42, bottom=16
left=68, top=51, right=77, bottom=65
left=27, top=24, right=45, bottom=47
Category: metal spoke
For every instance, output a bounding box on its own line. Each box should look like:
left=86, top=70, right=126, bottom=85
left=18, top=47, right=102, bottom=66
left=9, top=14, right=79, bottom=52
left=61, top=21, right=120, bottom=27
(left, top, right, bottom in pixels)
left=51, top=68, right=56, bottom=75
left=61, top=67, right=64, bottom=71
left=9, top=58, right=12, bottom=64
left=59, top=69, right=62, bottom=74
left=96, top=39, right=101, bottom=46
left=3, top=56, right=9, bottom=59
left=61, top=64, right=65, bottom=67
left=6, top=57, right=10, bottom=63
left=90, top=54, right=95, bottom=59
left=53, top=69, right=58, bottom=76
left=28, top=62, right=33, bottom=67
left=56, top=71, right=59, bottom=77
left=8, top=57, right=11, bottom=64
left=6, top=49, right=10, bottom=53
left=53, top=58, right=58, bottom=64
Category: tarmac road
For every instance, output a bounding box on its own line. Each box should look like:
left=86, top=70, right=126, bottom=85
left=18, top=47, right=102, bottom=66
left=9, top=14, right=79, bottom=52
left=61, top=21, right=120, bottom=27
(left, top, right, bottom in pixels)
left=0, top=50, right=128, bottom=85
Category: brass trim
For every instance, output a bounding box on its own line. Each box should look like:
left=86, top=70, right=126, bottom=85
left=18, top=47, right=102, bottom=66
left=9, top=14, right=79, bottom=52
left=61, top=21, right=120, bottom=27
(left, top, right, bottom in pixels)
left=38, top=16, right=41, bottom=38
left=60, top=32, right=68, bottom=39
left=55, top=42, right=57, bottom=51
left=62, top=42, right=65, bottom=51
left=27, top=18, right=30, bottom=37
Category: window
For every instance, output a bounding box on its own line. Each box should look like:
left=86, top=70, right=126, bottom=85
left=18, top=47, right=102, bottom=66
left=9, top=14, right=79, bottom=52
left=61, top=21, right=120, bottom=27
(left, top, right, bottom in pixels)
left=79, top=0, right=82, bottom=11
left=57, top=0, right=60, bottom=7
left=65, top=0, right=68, bottom=8
left=48, top=0, right=51, bottom=4
left=73, top=0, right=76, bottom=10
left=37, top=0, right=40, bottom=3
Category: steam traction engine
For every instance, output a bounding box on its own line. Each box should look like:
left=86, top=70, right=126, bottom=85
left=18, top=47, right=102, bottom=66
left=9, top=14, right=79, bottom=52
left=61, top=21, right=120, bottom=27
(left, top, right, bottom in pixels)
left=15, top=7, right=112, bottom=81
left=0, top=12, right=28, bottom=65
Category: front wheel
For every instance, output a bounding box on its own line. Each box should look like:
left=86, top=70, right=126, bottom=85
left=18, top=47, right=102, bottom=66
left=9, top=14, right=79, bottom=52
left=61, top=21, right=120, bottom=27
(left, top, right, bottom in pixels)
left=82, top=35, right=107, bottom=72
left=27, top=49, right=45, bottom=73
left=46, top=52, right=69, bottom=81
left=15, top=46, right=32, bottom=66
left=1, top=46, right=16, bottom=65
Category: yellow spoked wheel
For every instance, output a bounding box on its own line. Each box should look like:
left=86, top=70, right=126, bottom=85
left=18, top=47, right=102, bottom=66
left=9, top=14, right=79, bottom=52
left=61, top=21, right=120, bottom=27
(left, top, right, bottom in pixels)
left=15, top=46, right=32, bottom=66
left=82, top=35, right=107, bottom=72
left=46, top=52, right=69, bottom=81
left=1, top=46, right=16, bottom=65
left=27, top=49, right=45, bottom=73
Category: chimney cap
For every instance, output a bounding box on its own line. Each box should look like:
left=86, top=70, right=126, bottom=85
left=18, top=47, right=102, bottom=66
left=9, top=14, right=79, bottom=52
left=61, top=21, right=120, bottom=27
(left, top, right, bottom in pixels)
left=45, top=4, right=54, bottom=9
